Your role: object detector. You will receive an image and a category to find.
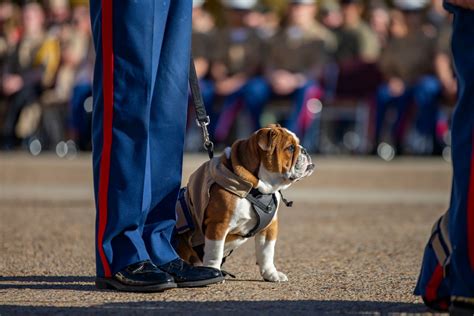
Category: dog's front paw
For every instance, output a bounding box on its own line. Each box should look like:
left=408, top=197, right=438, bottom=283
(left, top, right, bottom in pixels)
left=262, top=270, right=288, bottom=282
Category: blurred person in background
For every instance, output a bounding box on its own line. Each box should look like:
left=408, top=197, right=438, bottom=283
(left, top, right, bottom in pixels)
left=320, top=0, right=343, bottom=31
left=415, top=1, right=474, bottom=313
left=69, top=2, right=94, bottom=151
left=0, top=1, right=20, bottom=67
left=369, top=0, right=391, bottom=49
left=45, top=0, right=72, bottom=44
left=243, top=4, right=280, bottom=41
left=211, top=0, right=268, bottom=143
left=376, top=0, right=440, bottom=155
left=185, top=0, right=217, bottom=151
left=427, top=0, right=451, bottom=30
left=38, top=3, right=93, bottom=151
left=328, top=0, right=382, bottom=108
left=265, top=0, right=329, bottom=142
left=0, top=1, right=21, bottom=126
left=284, top=0, right=337, bottom=53
left=337, top=0, right=380, bottom=63
left=1, top=2, right=60, bottom=150
left=432, top=10, right=455, bottom=148
left=434, top=15, right=456, bottom=103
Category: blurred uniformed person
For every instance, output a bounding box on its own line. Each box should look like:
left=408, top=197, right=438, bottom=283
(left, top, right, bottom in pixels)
left=191, top=0, right=215, bottom=97
left=1, top=3, right=60, bottom=149
left=415, top=0, right=474, bottom=313
left=39, top=3, right=91, bottom=150
left=320, top=0, right=343, bottom=31
left=211, top=0, right=269, bottom=143
left=375, top=0, right=440, bottom=154
left=286, top=0, right=337, bottom=53
left=338, top=0, right=380, bottom=63
left=243, top=4, right=281, bottom=41
left=434, top=16, right=456, bottom=102
left=265, top=0, right=329, bottom=140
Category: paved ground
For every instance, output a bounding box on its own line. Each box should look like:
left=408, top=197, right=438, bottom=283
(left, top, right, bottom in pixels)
left=0, top=153, right=452, bottom=315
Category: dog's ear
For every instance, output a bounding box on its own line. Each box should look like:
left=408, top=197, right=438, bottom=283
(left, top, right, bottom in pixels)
left=257, top=127, right=278, bottom=152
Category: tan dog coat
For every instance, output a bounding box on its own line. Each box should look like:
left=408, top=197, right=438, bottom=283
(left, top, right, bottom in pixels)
left=176, top=155, right=254, bottom=248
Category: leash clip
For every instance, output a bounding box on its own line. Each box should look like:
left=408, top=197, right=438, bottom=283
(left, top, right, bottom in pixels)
left=196, top=117, right=214, bottom=159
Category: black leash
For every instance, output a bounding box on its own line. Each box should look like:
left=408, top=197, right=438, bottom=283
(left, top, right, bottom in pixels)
left=189, top=57, right=214, bottom=159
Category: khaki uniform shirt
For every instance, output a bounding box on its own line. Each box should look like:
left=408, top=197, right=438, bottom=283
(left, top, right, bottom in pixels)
left=338, top=21, right=381, bottom=62
left=212, top=27, right=264, bottom=77
left=379, top=30, right=436, bottom=84
left=192, top=30, right=213, bottom=60
left=266, top=25, right=328, bottom=75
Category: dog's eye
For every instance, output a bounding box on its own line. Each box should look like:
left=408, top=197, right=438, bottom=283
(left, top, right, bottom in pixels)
left=286, top=145, right=295, bottom=153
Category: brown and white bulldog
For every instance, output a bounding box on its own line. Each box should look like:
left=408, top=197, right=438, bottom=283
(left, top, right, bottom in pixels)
left=174, top=124, right=314, bottom=282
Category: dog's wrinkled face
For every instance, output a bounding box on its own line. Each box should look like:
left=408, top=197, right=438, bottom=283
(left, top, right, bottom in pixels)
left=255, top=124, right=314, bottom=193
left=291, top=145, right=314, bottom=180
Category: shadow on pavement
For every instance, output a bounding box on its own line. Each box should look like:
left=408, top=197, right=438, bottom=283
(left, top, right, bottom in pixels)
left=0, top=300, right=430, bottom=315
left=0, top=275, right=96, bottom=291
left=0, top=276, right=432, bottom=314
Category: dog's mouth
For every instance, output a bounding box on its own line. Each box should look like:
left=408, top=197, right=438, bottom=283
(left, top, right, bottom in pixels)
left=288, top=146, right=315, bottom=180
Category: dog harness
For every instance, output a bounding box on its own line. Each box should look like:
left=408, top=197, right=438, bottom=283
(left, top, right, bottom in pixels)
left=243, top=189, right=278, bottom=238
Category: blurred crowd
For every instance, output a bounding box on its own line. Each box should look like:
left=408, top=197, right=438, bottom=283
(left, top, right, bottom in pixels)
left=0, top=0, right=456, bottom=157
left=0, top=0, right=92, bottom=156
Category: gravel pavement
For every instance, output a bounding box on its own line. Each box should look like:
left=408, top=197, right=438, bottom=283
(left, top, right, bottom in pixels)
left=0, top=153, right=452, bottom=315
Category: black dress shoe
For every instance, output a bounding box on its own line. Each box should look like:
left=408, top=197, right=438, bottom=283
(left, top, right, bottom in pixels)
left=450, top=297, right=474, bottom=316
left=158, top=258, right=224, bottom=288
left=95, top=260, right=177, bottom=292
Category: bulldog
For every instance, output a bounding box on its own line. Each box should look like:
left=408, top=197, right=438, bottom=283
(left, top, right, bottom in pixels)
left=174, top=124, right=314, bottom=282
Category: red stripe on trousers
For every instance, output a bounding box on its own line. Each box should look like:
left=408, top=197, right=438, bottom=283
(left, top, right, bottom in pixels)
left=468, top=130, right=474, bottom=270
left=97, top=0, right=113, bottom=278
left=425, top=264, right=444, bottom=302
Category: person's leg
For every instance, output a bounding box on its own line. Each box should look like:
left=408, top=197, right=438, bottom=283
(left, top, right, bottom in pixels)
left=214, top=87, right=244, bottom=143
left=142, top=0, right=192, bottom=266
left=448, top=6, right=474, bottom=301
left=143, top=2, right=224, bottom=286
left=1, top=86, right=37, bottom=149
left=415, top=5, right=474, bottom=310
left=286, top=81, right=322, bottom=138
left=413, top=76, right=441, bottom=144
left=69, top=83, right=92, bottom=147
left=375, top=83, right=413, bottom=150
left=90, top=0, right=169, bottom=278
left=374, top=84, right=392, bottom=146
left=241, top=76, right=271, bottom=131
left=413, top=211, right=452, bottom=310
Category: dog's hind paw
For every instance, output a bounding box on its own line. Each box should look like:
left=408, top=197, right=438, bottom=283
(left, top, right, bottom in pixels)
left=263, top=271, right=288, bottom=282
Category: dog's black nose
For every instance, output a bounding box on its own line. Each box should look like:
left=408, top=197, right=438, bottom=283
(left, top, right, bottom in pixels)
left=306, top=164, right=315, bottom=172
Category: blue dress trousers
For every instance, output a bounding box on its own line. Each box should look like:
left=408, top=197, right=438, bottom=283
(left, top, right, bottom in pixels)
left=90, top=0, right=192, bottom=277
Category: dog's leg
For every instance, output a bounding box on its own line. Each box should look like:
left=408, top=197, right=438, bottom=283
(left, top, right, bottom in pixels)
left=202, top=186, right=236, bottom=270
left=202, top=223, right=228, bottom=270
left=203, top=238, right=226, bottom=269
left=255, top=219, right=288, bottom=282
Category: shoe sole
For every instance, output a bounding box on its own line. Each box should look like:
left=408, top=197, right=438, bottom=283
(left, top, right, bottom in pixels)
left=96, top=278, right=177, bottom=293
left=177, top=275, right=225, bottom=288
left=450, top=305, right=474, bottom=316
